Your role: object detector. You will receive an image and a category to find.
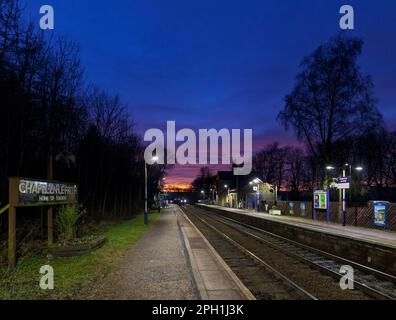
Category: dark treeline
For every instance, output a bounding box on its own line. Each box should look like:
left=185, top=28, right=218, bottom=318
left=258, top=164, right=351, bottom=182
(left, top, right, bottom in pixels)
left=0, top=0, right=164, bottom=221
left=254, top=34, right=396, bottom=201
left=192, top=167, right=215, bottom=195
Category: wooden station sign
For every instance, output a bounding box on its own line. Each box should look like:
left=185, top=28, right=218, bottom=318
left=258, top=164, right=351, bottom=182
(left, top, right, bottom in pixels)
left=9, top=177, right=78, bottom=207
left=8, top=177, right=78, bottom=269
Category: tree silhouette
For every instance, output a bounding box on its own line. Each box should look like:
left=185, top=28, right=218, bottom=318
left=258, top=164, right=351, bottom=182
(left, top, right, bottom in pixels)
left=0, top=0, right=166, bottom=225
left=278, top=34, right=383, bottom=169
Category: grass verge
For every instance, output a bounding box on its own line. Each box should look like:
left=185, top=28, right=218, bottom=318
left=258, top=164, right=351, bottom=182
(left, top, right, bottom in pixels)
left=0, top=211, right=161, bottom=300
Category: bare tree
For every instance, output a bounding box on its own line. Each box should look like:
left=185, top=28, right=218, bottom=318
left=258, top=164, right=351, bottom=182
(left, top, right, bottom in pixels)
left=278, top=34, right=383, bottom=169
left=0, top=0, right=21, bottom=61
left=253, top=143, right=289, bottom=187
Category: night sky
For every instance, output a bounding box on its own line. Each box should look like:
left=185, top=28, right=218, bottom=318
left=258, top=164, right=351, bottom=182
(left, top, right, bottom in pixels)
left=26, top=0, right=396, bottom=186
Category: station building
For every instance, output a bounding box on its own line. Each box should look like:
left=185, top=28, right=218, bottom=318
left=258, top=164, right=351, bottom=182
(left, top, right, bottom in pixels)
left=215, top=171, right=275, bottom=210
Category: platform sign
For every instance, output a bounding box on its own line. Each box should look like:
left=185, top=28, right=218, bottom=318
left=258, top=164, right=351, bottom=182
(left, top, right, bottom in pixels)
left=8, top=177, right=78, bottom=269
left=15, top=178, right=78, bottom=206
left=314, top=190, right=328, bottom=210
left=335, top=177, right=351, bottom=189
left=373, top=202, right=388, bottom=228
left=300, top=202, right=306, bottom=217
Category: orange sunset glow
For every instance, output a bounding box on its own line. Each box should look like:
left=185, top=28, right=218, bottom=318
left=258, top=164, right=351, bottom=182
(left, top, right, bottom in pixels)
left=163, top=183, right=193, bottom=193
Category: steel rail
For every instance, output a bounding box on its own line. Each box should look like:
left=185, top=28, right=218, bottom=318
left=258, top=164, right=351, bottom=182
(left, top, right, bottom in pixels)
left=181, top=205, right=319, bottom=300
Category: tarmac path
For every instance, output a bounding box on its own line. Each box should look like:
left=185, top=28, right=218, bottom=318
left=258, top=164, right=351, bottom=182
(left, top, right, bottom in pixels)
left=90, top=207, right=198, bottom=300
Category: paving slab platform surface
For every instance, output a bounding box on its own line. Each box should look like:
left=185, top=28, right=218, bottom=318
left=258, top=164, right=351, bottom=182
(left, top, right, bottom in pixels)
left=199, top=204, right=396, bottom=250
left=90, top=206, right=253, bottom=300
left=175, top=206, right=254, bottom=300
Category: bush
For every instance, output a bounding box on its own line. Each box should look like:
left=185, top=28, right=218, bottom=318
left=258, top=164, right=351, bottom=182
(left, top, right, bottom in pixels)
left=55, top=204, right=86, bottom=243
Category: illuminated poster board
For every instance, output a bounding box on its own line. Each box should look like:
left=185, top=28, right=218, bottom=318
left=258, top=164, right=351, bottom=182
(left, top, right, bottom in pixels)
left=314, top=190, right=328, bottom=210
left=289, top=202, right=294, bottom=215
left=373, top=202, right=388, bottom=228
left=300, top=202, right=306, bottom=216
left=313, top=190, right=330, bottom=223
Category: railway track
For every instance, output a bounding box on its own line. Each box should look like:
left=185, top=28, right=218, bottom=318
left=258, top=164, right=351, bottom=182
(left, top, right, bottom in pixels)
left=181, top=205, right=396, bottom=300
left=181, top=206, right=317, bottom=300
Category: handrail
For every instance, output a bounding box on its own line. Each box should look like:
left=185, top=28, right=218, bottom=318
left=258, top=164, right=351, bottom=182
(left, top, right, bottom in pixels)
left=0, top=204, right=10, bottom=215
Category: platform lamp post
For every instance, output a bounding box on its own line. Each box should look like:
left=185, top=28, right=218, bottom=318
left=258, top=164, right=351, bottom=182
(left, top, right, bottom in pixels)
left=345, top=164, right=353, bottom=205
left=344, top=164, right=364, bottom=203
left=342, top=167, right=347, bottom=227
left=250, top=178, right=263, bottom=212
left=224, top=185, right=229, bottom=207
left=145, top=156, right=159, bottom=225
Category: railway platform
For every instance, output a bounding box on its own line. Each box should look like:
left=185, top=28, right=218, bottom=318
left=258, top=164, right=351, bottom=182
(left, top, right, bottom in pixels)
left=176, top=205, right=255, bottom=300
left=199, top=204, right=396, bottom=249
left=198, top=204, right=396, bottom=276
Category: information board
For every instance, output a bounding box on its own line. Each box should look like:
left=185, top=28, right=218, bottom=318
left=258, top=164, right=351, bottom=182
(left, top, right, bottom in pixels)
left=314, top=190, right=328, bottom=210
left=373, top=202, right=388, bottom=228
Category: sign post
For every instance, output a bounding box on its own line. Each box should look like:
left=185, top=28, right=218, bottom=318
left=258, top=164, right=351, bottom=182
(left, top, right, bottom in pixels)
left=339, top=173, right=350, bottom=226
left=330, top=175, right=351, bottom=226
left=8, top=177, right=78, bottom=269
left=8, top=178, right=18, bottom=268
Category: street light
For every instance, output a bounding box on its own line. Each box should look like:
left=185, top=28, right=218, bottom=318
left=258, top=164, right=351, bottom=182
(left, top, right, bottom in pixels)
left=344, top=163, right=364, bottom=201
left=250, top=178, right=262, bottom=212
left=200, top=190, right=205, bottom=201
left=210, top=188, right=214, bottom=204
left=145, top=156, right=159, bottom=225
left=224, top=185, right=230, bottom=206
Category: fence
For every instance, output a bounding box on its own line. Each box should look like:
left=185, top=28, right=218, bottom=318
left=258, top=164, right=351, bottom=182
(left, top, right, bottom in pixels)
left=262, top=200, right=396, bottom=232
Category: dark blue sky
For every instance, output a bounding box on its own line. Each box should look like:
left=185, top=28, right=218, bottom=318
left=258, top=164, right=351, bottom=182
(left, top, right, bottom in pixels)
left=26, top=1, right=396, bottom=184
